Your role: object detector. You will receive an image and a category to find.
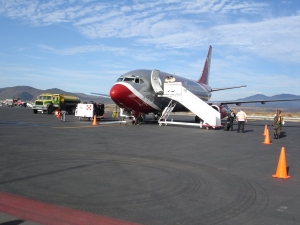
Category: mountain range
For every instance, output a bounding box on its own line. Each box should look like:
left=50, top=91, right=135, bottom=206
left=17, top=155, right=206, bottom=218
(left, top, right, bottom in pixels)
left=0, top=86, right=299, bottom=108
left=235, top=94, right=300, bottom=108
left=0, top=86, right=114, bottom=104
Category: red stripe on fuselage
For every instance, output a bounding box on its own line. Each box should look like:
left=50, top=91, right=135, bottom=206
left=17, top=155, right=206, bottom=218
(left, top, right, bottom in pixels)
left=0, top=192, right=141, bottom=225
left=110, top=83, right=156, bottom=113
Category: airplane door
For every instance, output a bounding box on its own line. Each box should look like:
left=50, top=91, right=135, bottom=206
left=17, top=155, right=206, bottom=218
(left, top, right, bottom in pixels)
left=151, top=70, right=163, bottom=93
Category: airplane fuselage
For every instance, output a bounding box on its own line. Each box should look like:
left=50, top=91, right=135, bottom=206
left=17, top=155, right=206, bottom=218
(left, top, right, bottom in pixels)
left=110, top=69, right=218, bottom=115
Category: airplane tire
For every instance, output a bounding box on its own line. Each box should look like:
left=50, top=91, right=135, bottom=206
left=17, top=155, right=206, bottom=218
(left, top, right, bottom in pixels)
left=153, top=113, right=161, bottom=120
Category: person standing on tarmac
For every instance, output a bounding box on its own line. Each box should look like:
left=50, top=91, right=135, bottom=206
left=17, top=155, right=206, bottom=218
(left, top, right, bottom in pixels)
left=236, top=109, right=247, bottom=133
left=272, top=110, right=283, bottom=139
left=227, top=110, right=236, bottom=131
left=60, top=102, right=67, bottom=122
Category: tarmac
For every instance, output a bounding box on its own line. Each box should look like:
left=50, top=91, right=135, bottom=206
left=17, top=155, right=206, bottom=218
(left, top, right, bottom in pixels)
left=0, top=106, right=300, bottom=225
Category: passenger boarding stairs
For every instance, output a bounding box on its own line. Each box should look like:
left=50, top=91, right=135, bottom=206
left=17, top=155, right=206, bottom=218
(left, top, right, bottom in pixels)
left=158, top=82, right=221, bottom=127
left=159, top=100, right=177, bottom=122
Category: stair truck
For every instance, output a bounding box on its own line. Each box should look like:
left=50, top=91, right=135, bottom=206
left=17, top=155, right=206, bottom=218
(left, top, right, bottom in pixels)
left=32, top=93, right=81, bottom=114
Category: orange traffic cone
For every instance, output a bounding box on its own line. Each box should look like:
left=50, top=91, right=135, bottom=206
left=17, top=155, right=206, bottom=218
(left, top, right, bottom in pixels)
left=263, top=124, right=268, bottom=136
left=272, top=147, right=290, bottom=179
left=262, top=128, right=271, bottom=144
left=56, top=111, right=61, bottom=119
left=92, top=115, right=97, bottom=126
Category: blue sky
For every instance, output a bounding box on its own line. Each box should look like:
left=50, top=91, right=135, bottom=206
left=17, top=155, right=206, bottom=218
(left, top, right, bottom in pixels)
left=0, top=0, right=299, bottom=101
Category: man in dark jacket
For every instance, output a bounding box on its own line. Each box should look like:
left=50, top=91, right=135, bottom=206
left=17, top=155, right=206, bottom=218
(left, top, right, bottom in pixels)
left=227, top=110, right=236, bottom=131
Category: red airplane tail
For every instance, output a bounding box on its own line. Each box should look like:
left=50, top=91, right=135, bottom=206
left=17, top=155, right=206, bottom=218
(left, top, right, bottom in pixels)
left=197, top=45, right=212, bottom=85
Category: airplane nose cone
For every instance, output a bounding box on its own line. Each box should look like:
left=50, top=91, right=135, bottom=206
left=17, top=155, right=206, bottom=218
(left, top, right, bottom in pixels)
left=110, top=84, right=122, bottom=99
left=110, top=83, right=131, bottom=104
left=110, top=82, right=155, bottom=112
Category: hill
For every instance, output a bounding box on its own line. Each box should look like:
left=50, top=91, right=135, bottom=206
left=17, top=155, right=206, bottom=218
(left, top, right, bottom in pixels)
left=0, top=86, right=114, bottom=104
left=235, top=94, right=300, bottom=108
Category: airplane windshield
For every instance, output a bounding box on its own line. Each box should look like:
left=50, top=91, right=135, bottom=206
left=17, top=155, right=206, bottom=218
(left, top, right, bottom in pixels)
left=119, top=76, right=144, bottom=84
left=124, top=77, right=135, bottom=82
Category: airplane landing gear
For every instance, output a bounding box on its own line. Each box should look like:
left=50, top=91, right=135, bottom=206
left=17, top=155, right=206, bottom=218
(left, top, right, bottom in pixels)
left=153, top=113, right=161, bottom=120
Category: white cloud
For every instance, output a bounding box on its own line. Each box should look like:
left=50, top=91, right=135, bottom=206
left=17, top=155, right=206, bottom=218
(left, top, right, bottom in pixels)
left=36, top=44, right=126, bottom=55
left=209, top=15, right=300, bottom=62
left=75, top=10, right=120, bottom=26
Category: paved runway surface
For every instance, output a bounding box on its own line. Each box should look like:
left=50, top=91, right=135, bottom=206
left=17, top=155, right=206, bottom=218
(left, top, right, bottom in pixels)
left=0, top=106, right=300, bottom=225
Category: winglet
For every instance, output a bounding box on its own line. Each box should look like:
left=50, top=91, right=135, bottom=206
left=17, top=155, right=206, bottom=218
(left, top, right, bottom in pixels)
left=197, top=45, right=212, bottom=85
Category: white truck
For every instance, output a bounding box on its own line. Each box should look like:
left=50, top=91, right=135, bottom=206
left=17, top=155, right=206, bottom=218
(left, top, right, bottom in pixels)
left=75, top=103, right=106, bottom=121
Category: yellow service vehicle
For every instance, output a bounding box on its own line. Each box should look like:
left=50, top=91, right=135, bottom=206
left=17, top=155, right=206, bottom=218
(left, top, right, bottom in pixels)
left=32, top=93, right=80, bottom=114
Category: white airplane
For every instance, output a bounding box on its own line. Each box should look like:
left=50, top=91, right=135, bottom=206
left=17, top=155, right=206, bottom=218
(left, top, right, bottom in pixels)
left=93, top=45, right=300, bottom=125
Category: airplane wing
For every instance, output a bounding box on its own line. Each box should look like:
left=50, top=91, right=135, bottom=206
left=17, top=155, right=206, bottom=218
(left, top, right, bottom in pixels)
left=90, top=92, right=111, bottom=98
left=208, top=98, right=300, bottom=106
left=211, top=85, right=246, bottom=92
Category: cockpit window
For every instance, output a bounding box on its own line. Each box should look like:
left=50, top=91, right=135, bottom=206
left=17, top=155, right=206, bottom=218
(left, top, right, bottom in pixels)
left=121, top=76, right=145, bottom=84
left=124, top=77, right=135, bottom=82
left=134, top=78, right=145, bottom=84
left=116, top=77, right=123, bottom=82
